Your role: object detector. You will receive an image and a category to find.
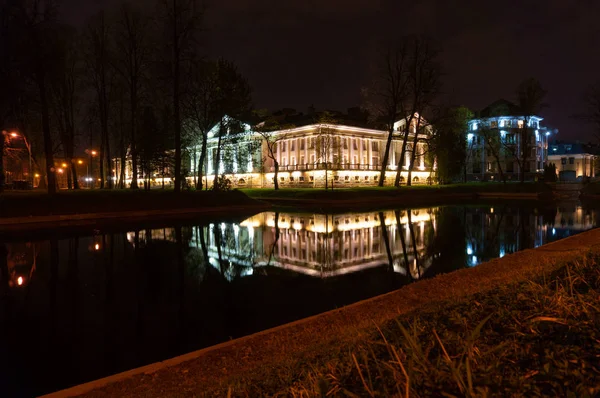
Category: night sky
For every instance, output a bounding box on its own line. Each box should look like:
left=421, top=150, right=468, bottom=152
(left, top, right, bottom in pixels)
left=61, top=0, right=600, bottom=141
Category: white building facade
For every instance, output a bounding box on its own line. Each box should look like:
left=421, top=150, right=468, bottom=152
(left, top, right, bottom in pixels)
left=189, top=116, right=434, bottom=189
left=466, top=100, right=553, bottom=182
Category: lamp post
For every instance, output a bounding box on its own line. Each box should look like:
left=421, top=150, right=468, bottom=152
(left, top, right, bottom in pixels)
left=10, top=131, right=33, bottom=187
left=85, top=149, right=97, bottom=188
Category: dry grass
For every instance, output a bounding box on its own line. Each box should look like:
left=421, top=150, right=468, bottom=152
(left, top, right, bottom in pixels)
left=226, top=255, right=600, bottom=397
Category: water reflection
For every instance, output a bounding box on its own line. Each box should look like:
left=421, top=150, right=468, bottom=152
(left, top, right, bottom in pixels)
left=0, top=203, right=597, bottom=396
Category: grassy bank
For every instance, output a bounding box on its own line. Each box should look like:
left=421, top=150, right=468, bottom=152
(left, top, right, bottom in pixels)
left=222, top=254, right=600, bottom=396
left=242, top=182, right=552, bottom=201
left=581, top=181, right=600, bottom=196
left=0, top=189, right=263, bottom=218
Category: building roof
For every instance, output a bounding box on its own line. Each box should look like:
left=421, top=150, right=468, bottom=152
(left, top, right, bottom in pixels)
left=477, top=99, right=524, bottom=118
left=549, top=142, right=597, bottom=156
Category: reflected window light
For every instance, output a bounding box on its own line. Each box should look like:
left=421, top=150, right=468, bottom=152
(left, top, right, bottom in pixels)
left=17, top=276, right=24, bottom=286
left=94, top=243, right=100, bottom=251
left=552, top=228, right=556, bottom=236
left=467, top=244, right=473, bottom=255
left=499, top=247, right=505, bottom=258
left=471, top=255, right=478, bottom=266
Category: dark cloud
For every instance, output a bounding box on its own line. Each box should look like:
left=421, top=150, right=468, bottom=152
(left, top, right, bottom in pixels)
left=64, top=0, right=600, bottom=141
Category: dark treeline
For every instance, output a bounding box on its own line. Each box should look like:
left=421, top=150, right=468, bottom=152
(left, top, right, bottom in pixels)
left=0, top=0, right=252, bottom=193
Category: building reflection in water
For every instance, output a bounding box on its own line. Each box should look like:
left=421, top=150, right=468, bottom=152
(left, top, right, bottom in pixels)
left=0, top=203, right=599, bottom=397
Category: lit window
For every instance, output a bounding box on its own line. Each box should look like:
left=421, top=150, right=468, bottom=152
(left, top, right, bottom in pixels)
left=472, top=123, right=478, bottom=131
left=517, top=120, right=524, bottom=129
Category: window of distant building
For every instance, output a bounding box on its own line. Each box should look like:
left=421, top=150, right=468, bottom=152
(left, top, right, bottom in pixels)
left=291, top=140, right=295, bottom=151
left=472, top=123, right=478, bottom=131
left=491, top=120, right=498, bottom=128
left=561, top=157, right=567, bottom=165
left=517, top=120, right=524, bottom=129
left=282, top=142, right=286, bottom=152
left=569, top=157, right=575, bottom=164
left=371, top=141, right=378, bottom=151
left=300, top=139, right=305, bottom=150
left=353, top=139, right=358, bottom=150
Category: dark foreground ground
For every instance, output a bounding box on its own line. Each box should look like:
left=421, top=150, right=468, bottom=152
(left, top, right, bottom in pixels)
left=49, top=224, right=600, bottom=398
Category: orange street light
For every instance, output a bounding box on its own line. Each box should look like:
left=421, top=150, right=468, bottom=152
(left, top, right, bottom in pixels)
left=61, top=163, right=67, bottom=168
left=91, top=150, right=97, bottom=156
left=57, top=168, right=64, bottom=174
left=78, top=160, right=83, bottom=165
left=10, top=132, right=18, bottom=138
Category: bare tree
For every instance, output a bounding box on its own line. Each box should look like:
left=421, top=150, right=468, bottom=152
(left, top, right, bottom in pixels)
left=403, top=38, right=441, bottom=186
left=362, top=40, right=410, bottom=187
left=255, top=115, right=294, bottom=190
left=479, top=126, right=506, bottom=183
left=112, top=2, right=151, bottom=189
left=51, top=26, right=81, bottom=189
left=156, top=0, right=204, bottom=192
left=315, top=111, right=339, bottom=190
left=184, top=58, right=219, bottom=189
left=580, top=82, right=600, bottom=142
left=11, top=0, right=60, bottom=193
left=210, top=60, right=252, bottom=191
left=516, top=78, right=547, bottom=183
left=83, top=11, right=113, bottom=188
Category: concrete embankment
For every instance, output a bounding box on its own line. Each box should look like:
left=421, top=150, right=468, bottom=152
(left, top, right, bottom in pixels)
left=43, top=226, right=600, bottom=398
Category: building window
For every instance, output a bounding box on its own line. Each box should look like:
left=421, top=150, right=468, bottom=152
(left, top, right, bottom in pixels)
left=491, top=120, right=498, bottom=128
left=472, top=123, right=478, bottom=131
left=300, top=139, right=305, bottom=150
left=299, top=176, right=305, bottom=182
left=290, top=176, right=294, bottom=182
left=343, top=139, right=348, bottom=150
left=371, top=141, right=378, bottom=152
left=364, top=176, right=369, bottom=180
left=354, top=176, right=359, bottom=181
left=413, top=176, right=420, bottom=183
left=280, top=176, right=285, bottom=182
left=334, top=175, right=340, bottom=181
left=344, top=175, right=350, bottom=181
left=569, top=157, right=575, bottom=165
left=309, top=138, right=315, bottom=149
left=353, top=139, right=358, bottom=150
left=310, top=176, right=314, bottom=182
left=362, top=140, right=367, bottom=151
left=373, top=176, right=378, bottom=181
left=282, top=142, right=286, bottom=152
left=561, top=157, right=567, bottom=165
left=517, top=120, right=524, bottom=129
left=291, top=140, right=295, bottom=151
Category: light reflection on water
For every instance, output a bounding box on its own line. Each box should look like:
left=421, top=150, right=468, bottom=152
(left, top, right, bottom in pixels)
left=0, top=203, right=597, bottom=396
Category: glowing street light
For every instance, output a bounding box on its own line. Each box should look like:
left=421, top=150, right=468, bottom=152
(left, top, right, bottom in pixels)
left=61, top=162, right=67, bottom=168
left=78, top=159, right=83, bottom=165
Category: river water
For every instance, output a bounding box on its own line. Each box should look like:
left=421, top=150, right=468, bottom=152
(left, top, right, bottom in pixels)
left=0, top=202, right=597, bottom=396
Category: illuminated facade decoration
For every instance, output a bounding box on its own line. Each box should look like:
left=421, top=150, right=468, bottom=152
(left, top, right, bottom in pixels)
left=547, top=142, right=597, bottom=181
left=187, top=114, right=435, bottom=188
left=466, top=99, right=554, bottom=181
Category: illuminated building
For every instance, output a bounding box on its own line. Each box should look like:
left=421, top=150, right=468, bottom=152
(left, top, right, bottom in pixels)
left=191, top=114, right=434, bottom=188
left=466, top=99, right=554, bottom=181
left=547, top=142, right=597, bottom=181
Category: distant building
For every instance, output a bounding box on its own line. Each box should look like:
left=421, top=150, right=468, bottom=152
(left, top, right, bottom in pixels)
left=466, top=99, right=554, bottom=181
left=122, top=110, right=436, bottom=188
left=547, top=142, right=598, bottom=181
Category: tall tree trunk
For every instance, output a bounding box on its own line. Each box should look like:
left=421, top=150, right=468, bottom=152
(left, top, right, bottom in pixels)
left=0, top=134, right=5, bottom=193
left=213, top=121, right=223, bottom=190
left=273, top=160, right=279, bottom=190
left=99, top=136, right=105, bottom=189
left=197, top=135, right=207, bottom=190
left=130, top=86, right=138, bottom=189
left=173, top=4, right=182, bottom=193
left=70, top=160, right=79, bottom=189
left=395, top=128, right=411, bottom=186
left=38, top=72, right=56, bottom=194
left=379, top=212, right=393, bottom=270
left=379, top=128, right=393, bottom=187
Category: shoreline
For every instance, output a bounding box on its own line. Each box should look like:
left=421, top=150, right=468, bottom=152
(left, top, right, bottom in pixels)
left=42, top=225, right=600, bottom=397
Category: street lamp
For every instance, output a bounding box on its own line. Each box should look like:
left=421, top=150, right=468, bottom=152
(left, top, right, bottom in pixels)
left=9, top=131, right=33, bottom=187
left=85, top=149, right=98, bottom=189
